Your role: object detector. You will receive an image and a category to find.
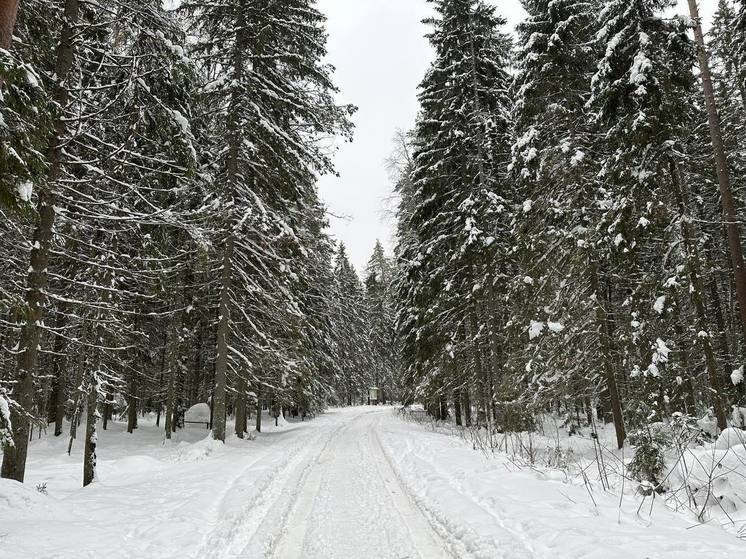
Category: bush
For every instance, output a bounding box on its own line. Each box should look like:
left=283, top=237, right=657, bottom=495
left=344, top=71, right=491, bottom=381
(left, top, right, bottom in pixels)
left=628, top=426, right=669, bottom=491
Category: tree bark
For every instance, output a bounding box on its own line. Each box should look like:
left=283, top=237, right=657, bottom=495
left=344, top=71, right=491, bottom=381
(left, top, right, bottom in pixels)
left=164, top=313, right=181, bottom=440
left=453, top=387, right=462, bottom=427
left=1, top=0, right=79, bottom=483
left=463, top=389, right=472, bottom=427
left=83, top=372, right=98, bottom=487
left=670, top=159, right=728, bottom=430
left=589, top=261, right=626, bottom=448
left=213, top=236, right=233, bottom=442
left=51, top=307, right=68, bottom=436
left=255, top=387, right=262, bottom=433
left=126, top=382, right=138, bottom=433
left=0, top=0, right=19, bottom=49
left=234, top=374, right=247, bottom=438
left=687, top=0, right=746, bottom=350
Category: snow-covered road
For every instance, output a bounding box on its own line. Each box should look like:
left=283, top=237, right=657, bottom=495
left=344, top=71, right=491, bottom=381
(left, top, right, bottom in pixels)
left=2, top=406, right=745, bottom=558
left=235, top=409, right=451, bottom=558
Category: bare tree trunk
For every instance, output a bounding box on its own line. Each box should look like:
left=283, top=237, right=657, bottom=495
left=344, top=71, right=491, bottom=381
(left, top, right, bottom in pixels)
left=51, top=307, right=68, bottom=436
left=213, top=236, right=233, bottom=442
left=453, top=387, right=462, bottom=427
left=1, top=0, right=79, bottom=483
left=101, top=391, right=113, bottom=430
left=0, top=0, right=19, bottom=49
left=126, top=382, right=138, bottom=433
left=234, top=374, right=247, bottom=438
left=670, top=159, right=728, bottom=430
left=67, top=330, right=87, bottom=456
left=83, top=372, right=98, bottom=487
left=255, top=386, right=262, bottom=433
left=463, top=388, right=472, bottom=427
left=589, top=261, right=626, bottom=449
left=687, top=0, right=746, bottom=350
left=164, top=313, right=181, bottom=440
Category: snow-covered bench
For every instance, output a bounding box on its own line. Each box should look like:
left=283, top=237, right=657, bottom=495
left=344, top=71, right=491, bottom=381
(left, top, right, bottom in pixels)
left=184, top=403, right=210, bottom=429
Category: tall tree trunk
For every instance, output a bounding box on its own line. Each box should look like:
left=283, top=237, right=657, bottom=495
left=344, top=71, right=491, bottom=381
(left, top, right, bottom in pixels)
left=463, top=389, right=472, bottom=427
left=453, top=386, right=462, bottom=427
left=67, top=329, right=87, bottom=455
left=670, top=159, right=728, bottom=430
left=101, top=390, right=113, bottom=431
left=51, top=306, right=68, bottom=436
left=234, top=374, right=247, bottom=438
left=213, top=236, right=233, bottom=442
left=126, top=381, right=138, bottom=433
left=687, top=0, right=746, bottom=350
left=83, top=370, right=98, bottom=487
left=589, top=261, right=626, bottom=448
left=164, top=312, right=181, bottom=440
left=0, top=0, right=19, bottom=49
left=255, top=386, right=262, bottom=433
left=1, top=0, right=79, bottom=483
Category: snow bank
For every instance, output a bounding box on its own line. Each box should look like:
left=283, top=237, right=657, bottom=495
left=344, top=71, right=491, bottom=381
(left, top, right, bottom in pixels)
left=670, top=442, right=746, bottom=517
left=171, top=433, right=224, bottom=463
left=715, top=428, right=746, bottom=450
left=383, top=412, right=745, bottom=558
left=0, top=479, right=47, bottom=512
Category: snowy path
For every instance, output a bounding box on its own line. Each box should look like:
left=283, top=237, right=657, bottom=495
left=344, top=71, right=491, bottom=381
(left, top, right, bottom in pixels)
left=247, top=410, right=450, bottom=558
left=2, top=406, right=745, bottom=558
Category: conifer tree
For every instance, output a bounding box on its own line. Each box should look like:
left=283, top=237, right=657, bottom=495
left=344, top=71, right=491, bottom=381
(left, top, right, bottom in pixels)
left=398, top=0, right=513, bottom=421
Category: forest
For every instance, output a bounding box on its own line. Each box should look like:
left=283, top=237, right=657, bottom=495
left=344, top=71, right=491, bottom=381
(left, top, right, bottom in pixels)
left=1, top=0, right=746, bottom=552
left=0, top=0, right=400, bottom=486
left=395, top=0, right=746, bottom=459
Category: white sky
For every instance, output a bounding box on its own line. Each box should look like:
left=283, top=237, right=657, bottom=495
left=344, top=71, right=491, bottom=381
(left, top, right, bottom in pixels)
left=316, top=0, right=717, bottom=273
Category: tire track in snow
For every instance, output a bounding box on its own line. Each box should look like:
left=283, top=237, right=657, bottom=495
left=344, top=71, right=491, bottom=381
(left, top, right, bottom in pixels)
left=236, top=416, right=350, bottom=558
left=270, top=410, right=453, bottom=559
left=193, top=417, right=344, bottom=558
left=366, top=416, right=460, bottom=559
left=375, top=415, right=538, bottom=558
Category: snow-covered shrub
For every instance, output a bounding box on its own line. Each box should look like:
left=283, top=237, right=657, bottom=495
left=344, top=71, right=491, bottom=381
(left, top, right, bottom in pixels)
left=627, top=426, right=669, bottom=491
left=731, top=406, right=746, bottom=429
left=696, top=410, right=719, bottom=439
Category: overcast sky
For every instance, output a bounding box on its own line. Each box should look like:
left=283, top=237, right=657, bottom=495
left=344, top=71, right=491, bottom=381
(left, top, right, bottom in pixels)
left=316, top=0, right=716, bottom=273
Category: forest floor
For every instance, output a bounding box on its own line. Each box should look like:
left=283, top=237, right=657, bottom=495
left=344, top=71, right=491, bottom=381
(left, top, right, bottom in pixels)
left=1, top=406, right=744, bottom=558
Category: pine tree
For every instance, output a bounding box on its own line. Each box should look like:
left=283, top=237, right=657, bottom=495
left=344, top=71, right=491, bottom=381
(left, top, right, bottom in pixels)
left=186, top=0, right=353, bottom=440
left=333, top=243, right=370, bottom=405
left=509, top=0, right=601, bottom=435
left=398, top=0, right=514, bottom=422
left=364, top=241, right=399, bottom=403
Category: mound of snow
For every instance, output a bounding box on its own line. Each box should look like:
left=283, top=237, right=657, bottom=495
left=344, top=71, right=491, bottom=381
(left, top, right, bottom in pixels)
left=715, top=427, right=746, bottom=450
left=170, top=434, right=223, bottom=463
left=0, top=479, right=47, bottom=511
left=674, top=442, right=746, bottom=516
left=185, top=403, right=210, bottom=422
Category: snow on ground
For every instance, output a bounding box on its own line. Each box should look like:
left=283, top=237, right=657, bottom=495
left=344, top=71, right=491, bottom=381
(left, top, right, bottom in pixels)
left=1, top=407, right=744, bottom=558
